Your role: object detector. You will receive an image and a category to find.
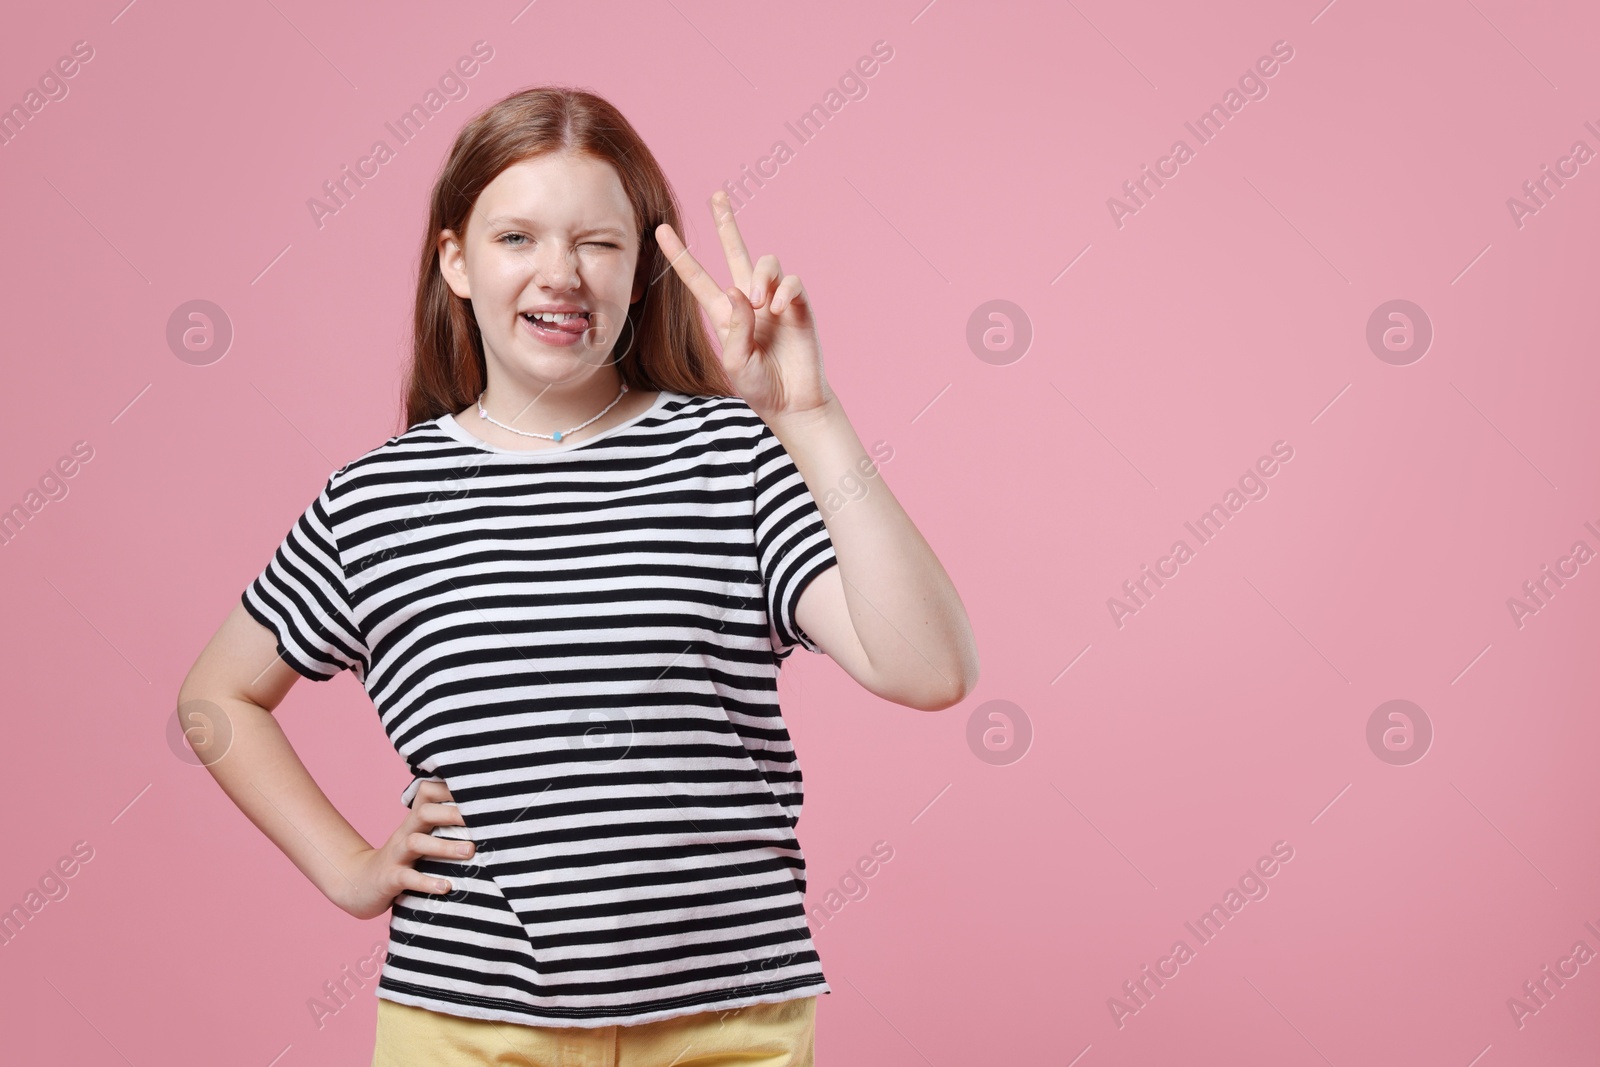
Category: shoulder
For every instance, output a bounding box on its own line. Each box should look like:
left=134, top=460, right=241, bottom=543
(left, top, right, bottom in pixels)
left=671, top=392, right=771, bottom=439
left=670, top=395, right=807, bottom=498
left=321, top=417, right=463, bottom=501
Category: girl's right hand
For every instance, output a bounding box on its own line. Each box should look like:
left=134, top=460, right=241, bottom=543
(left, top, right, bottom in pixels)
left=331, top=779, right=476, bottom=920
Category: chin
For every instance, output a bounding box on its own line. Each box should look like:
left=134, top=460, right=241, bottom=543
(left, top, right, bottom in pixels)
left=507, top=356, right=604, bottom=385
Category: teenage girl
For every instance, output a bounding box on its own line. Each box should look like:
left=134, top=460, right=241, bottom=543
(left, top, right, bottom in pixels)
left=180, top=85, right=978, bottom=1066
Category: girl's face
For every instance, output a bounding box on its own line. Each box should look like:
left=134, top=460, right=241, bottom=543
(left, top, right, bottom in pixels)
left=439, top=150, right=645, bottom=393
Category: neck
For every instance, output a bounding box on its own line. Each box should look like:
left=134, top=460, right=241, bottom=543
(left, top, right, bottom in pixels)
left=480, top=375, right=627, bottom=433
left=456, top=374, right=651, bottom=452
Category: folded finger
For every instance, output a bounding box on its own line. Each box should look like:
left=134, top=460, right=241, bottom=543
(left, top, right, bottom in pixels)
left=408, top=829, right=475, bottom=860
left=413, top=779, right=453, bottom=805
left=397, top=866, right=452, bottom=896
left=750, top=254, right=781, bottom=308
left=415, top=800, right=466, bottom=827
left=771, top=274, right=808, bottom=315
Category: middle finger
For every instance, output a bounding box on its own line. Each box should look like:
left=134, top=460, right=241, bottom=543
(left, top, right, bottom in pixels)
left=711, top=190, right=753, bottom=293
left=411, top=832, right=475, bottom=860
left=416, top=800, right=465, bottom=827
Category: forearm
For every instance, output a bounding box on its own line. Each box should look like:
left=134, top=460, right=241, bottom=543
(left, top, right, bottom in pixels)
left=766, top=395, right=978, bottom=704
left=181, top=693, right=371, bottom=908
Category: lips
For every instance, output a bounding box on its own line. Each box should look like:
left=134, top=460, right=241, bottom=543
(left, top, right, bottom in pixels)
left=521, top=311, right=589, bottom=334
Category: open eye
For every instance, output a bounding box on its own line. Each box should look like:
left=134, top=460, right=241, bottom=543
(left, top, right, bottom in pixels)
left=499, top=233, right=529, bottom=247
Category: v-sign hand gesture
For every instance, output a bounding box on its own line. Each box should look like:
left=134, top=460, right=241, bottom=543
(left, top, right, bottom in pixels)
left=656, top=191, right=837, bottom=421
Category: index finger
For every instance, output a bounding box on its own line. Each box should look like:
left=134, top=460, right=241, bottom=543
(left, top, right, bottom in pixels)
left=655, top=221, right=731, bottom=313
left=414, top=779, right=455, bottom=806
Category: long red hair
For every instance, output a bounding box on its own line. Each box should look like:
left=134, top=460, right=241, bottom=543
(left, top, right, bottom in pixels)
left=401, top=84, right=732, bottom=431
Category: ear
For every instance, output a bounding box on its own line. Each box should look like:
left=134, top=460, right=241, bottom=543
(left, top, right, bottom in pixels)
left=438, top=230, right=471, bottom=301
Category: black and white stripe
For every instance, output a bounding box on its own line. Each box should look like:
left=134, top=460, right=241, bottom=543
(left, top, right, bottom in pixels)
left=241, top=391, right=838, bottom=1028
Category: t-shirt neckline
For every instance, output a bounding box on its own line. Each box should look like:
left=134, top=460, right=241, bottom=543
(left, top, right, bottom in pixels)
left=436, top=390, right=675, bottom=456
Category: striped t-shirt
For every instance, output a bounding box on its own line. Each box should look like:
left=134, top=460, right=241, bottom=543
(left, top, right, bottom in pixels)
left=240, top=390, right=839, bottom=1028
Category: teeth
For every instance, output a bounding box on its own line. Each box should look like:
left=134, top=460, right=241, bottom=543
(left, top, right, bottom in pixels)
left=525, top=311, right=586, bottom=323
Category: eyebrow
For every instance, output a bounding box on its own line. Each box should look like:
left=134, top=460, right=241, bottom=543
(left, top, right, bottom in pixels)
left=484, top=215, right=629, bottom=238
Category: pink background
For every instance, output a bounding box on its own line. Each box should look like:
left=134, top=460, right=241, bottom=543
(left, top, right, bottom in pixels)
left=3, top=0, right=1598, bottom=1062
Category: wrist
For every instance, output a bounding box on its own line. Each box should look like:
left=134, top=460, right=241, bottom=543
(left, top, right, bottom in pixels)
left=762, top=391, right=847, bottom=440
left=318, top=842, right=375, bottom=911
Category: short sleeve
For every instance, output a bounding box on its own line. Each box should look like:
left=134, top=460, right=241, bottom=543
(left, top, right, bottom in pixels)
left=240, top=475, right=369, bottom=683
left=751, top=419, right=838, bottom=659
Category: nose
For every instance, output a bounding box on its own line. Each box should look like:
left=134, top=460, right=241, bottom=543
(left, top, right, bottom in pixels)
left=530, top=242, right=580, bottom=292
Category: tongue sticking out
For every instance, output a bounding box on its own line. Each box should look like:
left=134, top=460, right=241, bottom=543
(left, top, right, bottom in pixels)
left=525, top=313, right=589, bottom=335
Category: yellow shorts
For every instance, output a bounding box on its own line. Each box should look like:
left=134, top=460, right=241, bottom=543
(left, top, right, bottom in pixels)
left=371, top=994, right=817, bottom=1066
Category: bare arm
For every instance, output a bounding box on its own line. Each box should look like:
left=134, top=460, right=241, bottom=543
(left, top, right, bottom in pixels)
left=178, top=603, right=470, bottom=920
left=652, top=196, right=978, bottom=713
left=780, top=397, right=981, bottom=712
